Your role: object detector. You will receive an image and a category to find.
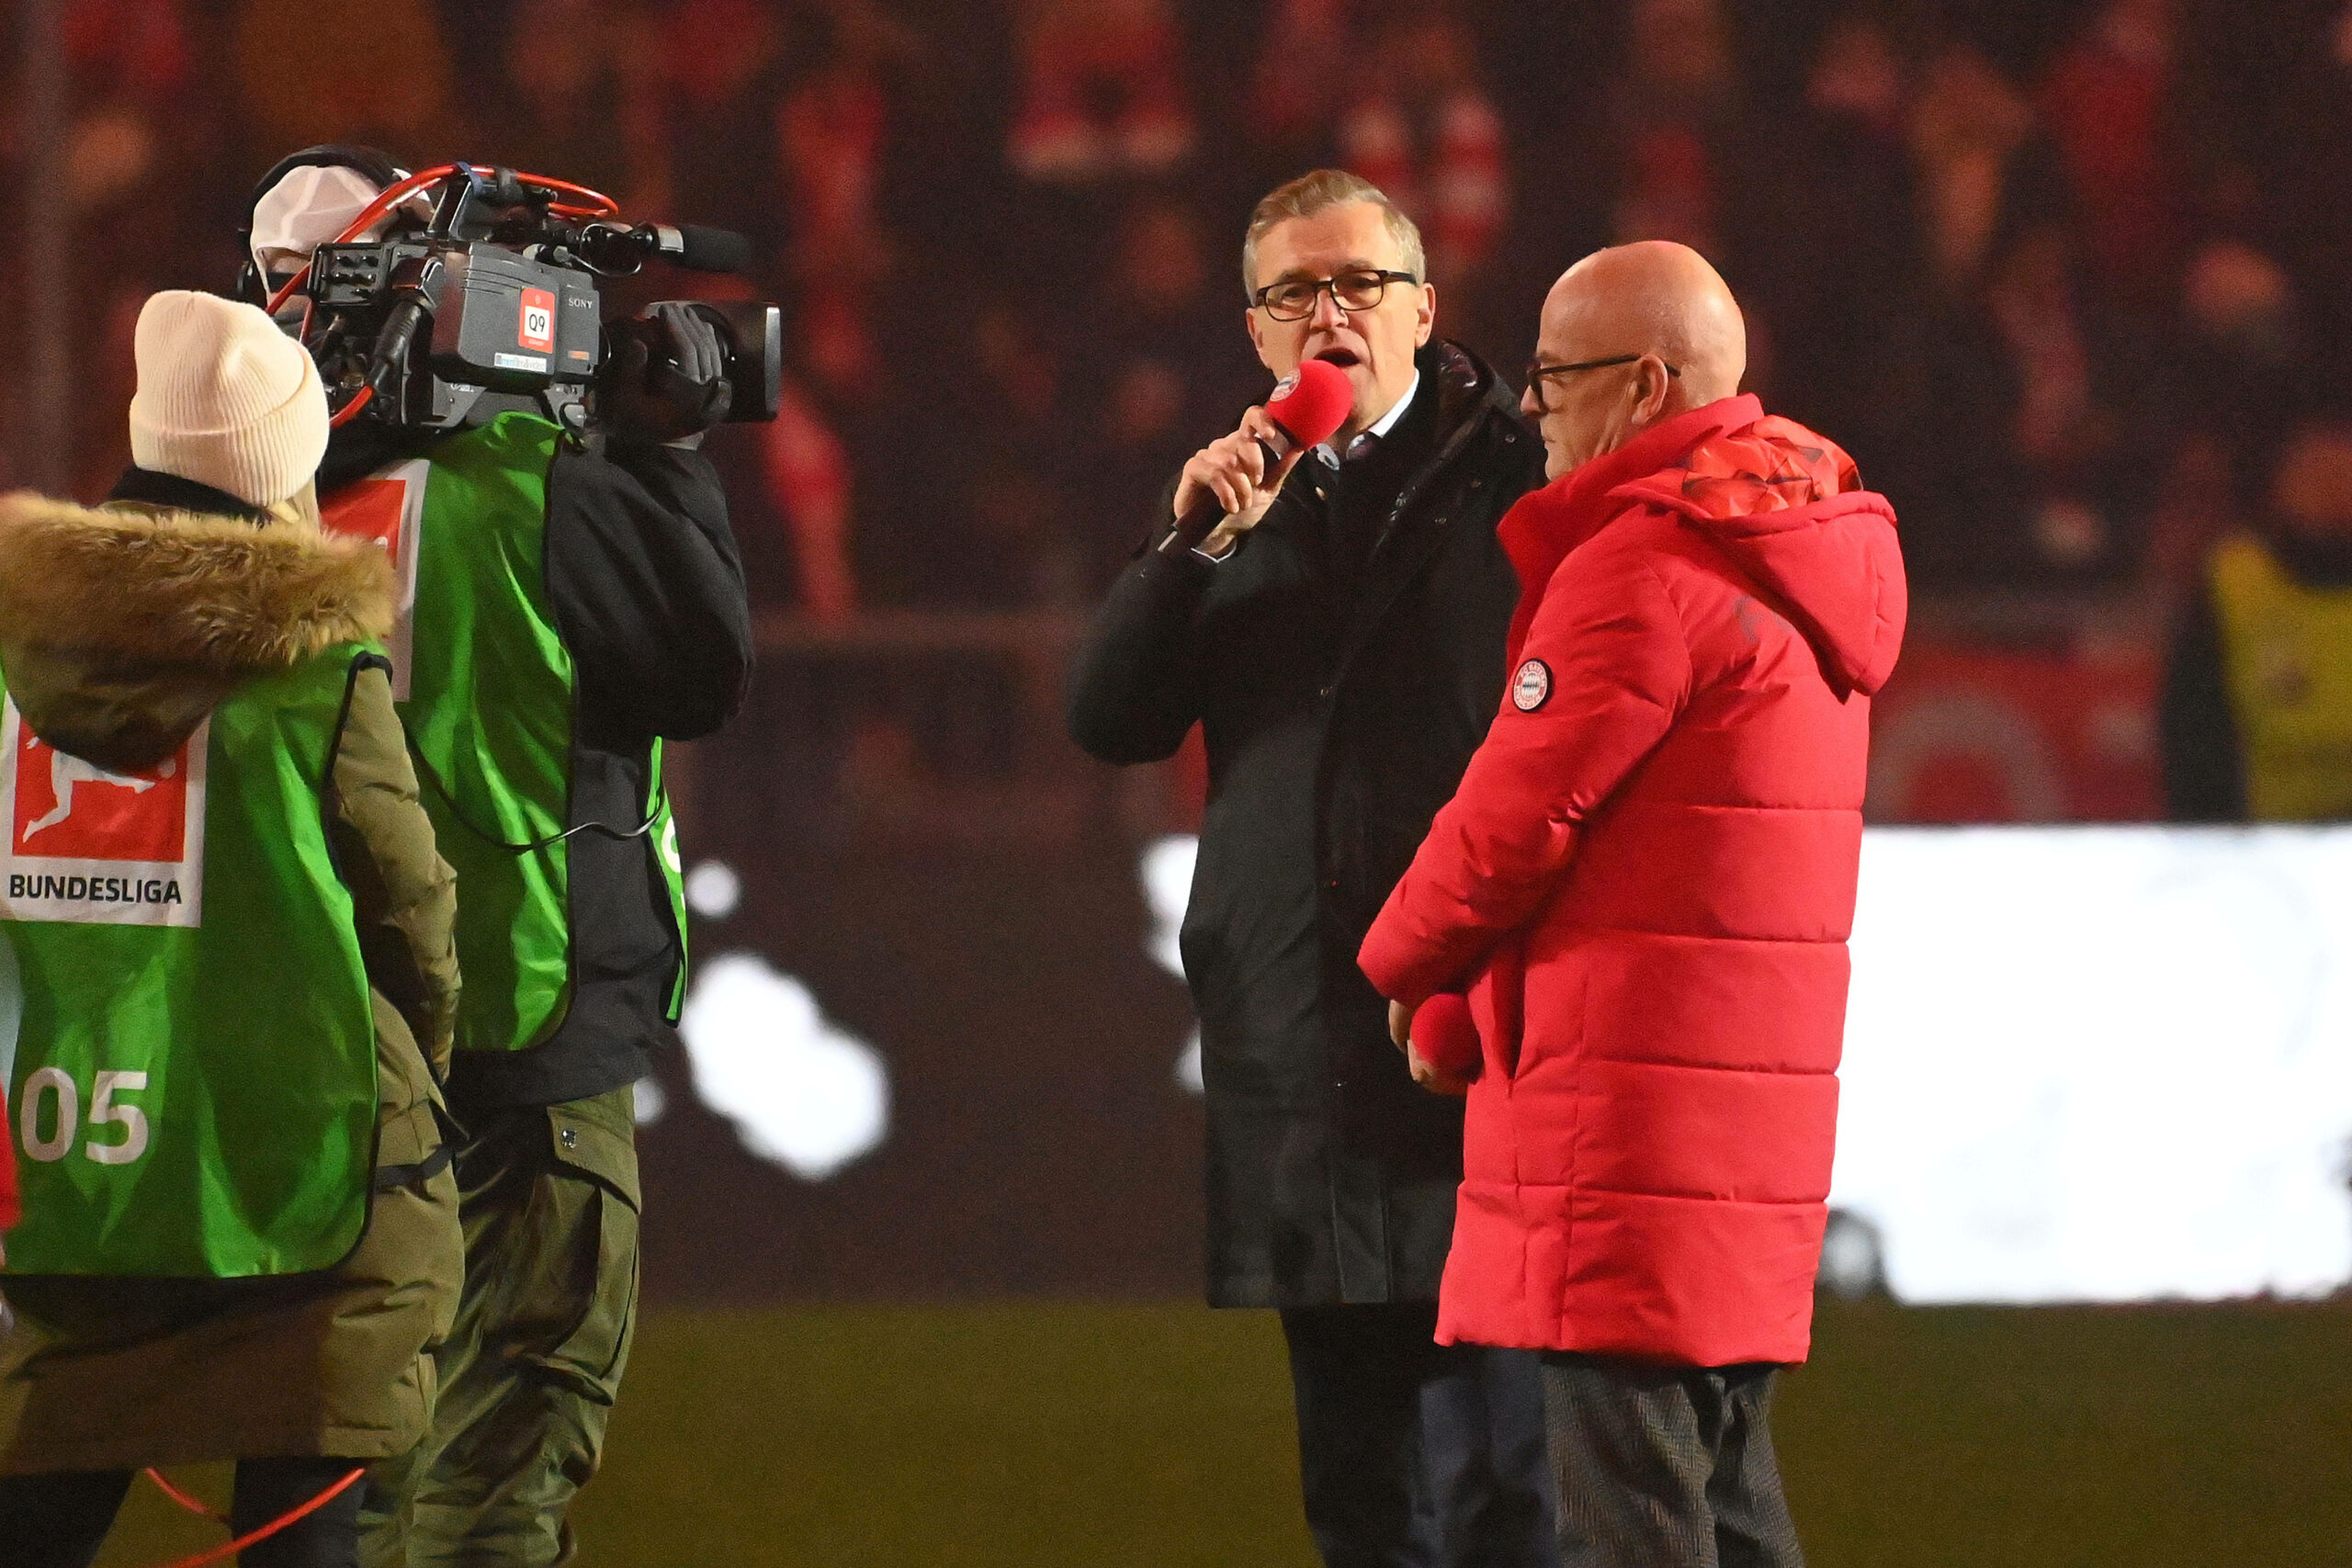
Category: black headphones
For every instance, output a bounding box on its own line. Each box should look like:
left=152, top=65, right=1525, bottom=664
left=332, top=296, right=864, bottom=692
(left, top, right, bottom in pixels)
left=233, top=143, right=412, bottom=305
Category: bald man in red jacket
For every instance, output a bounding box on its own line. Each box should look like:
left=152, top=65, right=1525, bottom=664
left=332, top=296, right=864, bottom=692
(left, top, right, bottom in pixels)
left=1359, top=243, right=1906, bottom=1567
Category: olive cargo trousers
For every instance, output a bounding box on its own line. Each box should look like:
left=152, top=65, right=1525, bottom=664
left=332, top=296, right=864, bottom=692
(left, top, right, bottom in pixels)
left=360, top=1086, right=639, bottom=1568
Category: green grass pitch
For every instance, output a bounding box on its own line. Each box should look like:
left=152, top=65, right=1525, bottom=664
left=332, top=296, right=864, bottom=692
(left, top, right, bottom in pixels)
left=97, top=1299, right=2352, bottom=1565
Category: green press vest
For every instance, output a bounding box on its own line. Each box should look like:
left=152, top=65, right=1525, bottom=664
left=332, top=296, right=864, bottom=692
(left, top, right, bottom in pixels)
left=0, top=648, right=382, bottom=1278
left=322, top=413, right=687, bottom=1054
left=2210, top=534, right=2352, bottom=821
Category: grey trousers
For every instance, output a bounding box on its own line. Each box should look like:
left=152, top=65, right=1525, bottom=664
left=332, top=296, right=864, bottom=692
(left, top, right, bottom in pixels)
left=1540, top=1355, right=1803, bottom=1568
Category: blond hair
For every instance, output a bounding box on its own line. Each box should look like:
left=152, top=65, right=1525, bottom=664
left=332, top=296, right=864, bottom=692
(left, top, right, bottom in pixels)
left=1241, top=169, right=1426, bottom=299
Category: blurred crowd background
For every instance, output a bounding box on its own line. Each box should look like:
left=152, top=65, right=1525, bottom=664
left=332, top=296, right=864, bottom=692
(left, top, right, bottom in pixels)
left=5, top=0, right=2350, bottom=831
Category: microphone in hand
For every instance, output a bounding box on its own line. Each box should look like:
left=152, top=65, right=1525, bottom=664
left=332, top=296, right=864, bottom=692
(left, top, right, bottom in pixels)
left=1162, top=358, right=1353, bottom=557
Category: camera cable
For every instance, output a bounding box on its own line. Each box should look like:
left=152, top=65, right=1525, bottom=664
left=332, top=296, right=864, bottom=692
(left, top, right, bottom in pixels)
left=131, top=1465, right=367, bottom=1568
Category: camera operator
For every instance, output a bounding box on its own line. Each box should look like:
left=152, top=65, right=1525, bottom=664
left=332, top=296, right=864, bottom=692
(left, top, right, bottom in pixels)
left=241, top=148, right=754, bottom=1567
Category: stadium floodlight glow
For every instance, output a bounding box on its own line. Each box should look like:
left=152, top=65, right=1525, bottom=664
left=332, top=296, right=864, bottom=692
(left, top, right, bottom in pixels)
left=1140, top=826, right=2352, bottom=1305
left=1837, top=826, right=2352, bottom=1304
left=676, top=952, right=890, bottom=1181
left=1142, top=837, right=1203, bottom=1093
left=684, top=859, right=743, bottom=920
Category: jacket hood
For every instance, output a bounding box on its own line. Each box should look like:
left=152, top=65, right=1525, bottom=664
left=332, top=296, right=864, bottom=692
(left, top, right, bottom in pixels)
left=0, top=491, right=394, bottom=768
left=1611, top=410, right=1905, bottom=695
left=1498, top=396, right=1905, bottom=697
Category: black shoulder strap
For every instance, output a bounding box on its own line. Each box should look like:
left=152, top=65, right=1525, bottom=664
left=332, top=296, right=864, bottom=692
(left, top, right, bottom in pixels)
left=372, top=1141, right=454, bottom=1192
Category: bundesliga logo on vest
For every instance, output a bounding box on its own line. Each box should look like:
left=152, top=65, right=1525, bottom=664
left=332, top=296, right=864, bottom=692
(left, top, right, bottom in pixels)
left=0, top=701, right=208, bottom=927
left=320, top=457, right=429, bottom=699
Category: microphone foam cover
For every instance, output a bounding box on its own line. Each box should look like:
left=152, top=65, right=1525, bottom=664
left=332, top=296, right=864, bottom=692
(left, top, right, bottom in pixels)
left=1265, top=358, right=1354, bottom=450
left=676, top=224, right=753, bottom=275
left=1411, top=992, right=1483, bottom=1082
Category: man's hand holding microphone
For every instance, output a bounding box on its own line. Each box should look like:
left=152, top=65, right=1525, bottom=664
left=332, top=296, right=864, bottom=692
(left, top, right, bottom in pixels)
left=1162, top=358, right=1353, bottom=560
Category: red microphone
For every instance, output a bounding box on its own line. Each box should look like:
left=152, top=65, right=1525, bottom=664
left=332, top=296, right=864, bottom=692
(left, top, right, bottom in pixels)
left=1411, top=992, right=1482, bottom=1082
left=1161, top=358, right=1354, bottom=555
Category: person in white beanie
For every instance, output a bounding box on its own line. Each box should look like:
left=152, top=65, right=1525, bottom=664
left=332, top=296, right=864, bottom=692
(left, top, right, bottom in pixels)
left=119, top=286, right=329, bottom=523
left=0, top=289, right=462, bottom=1568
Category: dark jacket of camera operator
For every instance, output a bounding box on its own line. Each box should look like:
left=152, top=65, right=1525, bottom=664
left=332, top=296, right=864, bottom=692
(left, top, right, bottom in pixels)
left=239, top=149, right=751, bottom=1117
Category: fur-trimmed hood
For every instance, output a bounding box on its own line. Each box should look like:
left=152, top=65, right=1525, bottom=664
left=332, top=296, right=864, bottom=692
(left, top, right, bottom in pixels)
left=0, top=491, right=395, bottom=771
left=0, top=491, right=392, bottom=671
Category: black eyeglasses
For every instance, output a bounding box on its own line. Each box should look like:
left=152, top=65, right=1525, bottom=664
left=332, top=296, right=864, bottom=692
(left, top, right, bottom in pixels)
left=1251, top=269, right=1421, bottom=321
left=1524, top=354, right=1680, bottom=412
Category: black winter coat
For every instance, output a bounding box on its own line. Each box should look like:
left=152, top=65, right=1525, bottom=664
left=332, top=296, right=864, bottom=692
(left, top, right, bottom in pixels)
left=1069, top=340, right=1543, bottom=1307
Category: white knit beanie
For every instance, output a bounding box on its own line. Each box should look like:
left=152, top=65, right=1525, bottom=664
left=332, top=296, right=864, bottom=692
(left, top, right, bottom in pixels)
left=127, top=290, right=329, bottom=509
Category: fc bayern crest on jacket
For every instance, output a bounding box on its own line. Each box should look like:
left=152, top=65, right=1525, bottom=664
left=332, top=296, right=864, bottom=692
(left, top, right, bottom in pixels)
left=1511, top=659, right=1551, bottom=711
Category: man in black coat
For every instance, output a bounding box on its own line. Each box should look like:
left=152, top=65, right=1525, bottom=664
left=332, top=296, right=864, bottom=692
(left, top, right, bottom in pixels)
left=1069, top=170, right=1555, bottom=1568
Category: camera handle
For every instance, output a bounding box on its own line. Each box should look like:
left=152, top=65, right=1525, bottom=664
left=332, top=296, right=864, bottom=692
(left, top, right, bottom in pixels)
left=361, top=254, right=444, bottom=412
left=541, top=386, right=594, bottom=448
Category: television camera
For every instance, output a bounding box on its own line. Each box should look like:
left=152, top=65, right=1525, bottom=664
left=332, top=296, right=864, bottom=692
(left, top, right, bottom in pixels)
left=266, top=162, right=781, bottom=437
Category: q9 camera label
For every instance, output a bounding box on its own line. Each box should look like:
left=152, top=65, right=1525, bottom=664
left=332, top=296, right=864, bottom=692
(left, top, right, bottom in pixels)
left=519, top=288, right=557, bottom=354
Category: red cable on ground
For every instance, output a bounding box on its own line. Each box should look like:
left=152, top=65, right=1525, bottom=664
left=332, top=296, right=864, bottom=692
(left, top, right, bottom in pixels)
left=133, top=1466, right=366, bottom=1568
left=141, top=1468, right=226, bottom=1522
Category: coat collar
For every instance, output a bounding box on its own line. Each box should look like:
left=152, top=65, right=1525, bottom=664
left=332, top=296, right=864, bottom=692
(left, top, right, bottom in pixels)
left=1320, top=339, right=1529, bottom=679
left=1498, top=394, right=1761, bottom=661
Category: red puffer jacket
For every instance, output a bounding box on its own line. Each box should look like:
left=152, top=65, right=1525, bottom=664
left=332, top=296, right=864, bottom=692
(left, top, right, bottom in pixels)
left=1359, top=395, right=1905, bottom=1366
